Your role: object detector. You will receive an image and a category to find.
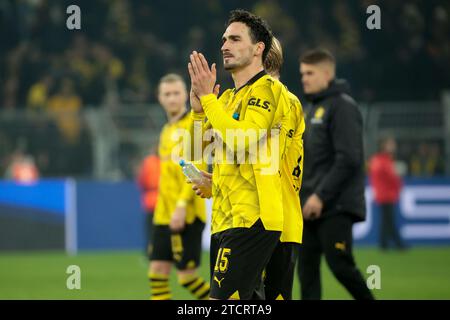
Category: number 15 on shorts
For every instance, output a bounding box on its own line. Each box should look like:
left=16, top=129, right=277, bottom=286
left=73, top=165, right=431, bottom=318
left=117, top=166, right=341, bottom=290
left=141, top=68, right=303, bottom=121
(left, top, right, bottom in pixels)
left=214, top=248, right=231, bottom=273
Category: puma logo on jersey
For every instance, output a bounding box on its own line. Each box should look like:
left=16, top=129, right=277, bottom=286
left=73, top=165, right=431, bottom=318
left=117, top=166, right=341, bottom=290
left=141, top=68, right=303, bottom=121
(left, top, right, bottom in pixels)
left=214, top=276, right=225, bottom=288
left=248, top=97, right=271, bottom=112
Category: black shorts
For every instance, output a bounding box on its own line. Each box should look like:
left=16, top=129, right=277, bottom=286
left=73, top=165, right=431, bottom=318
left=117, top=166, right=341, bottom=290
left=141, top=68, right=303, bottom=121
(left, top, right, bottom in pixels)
left=150, top=218, right=205, bottom=270
left=263, top=241, right=299, bottom=300
left=210, top=219, right=281, bottom=300
left=145, top=213, right=154, bottom=258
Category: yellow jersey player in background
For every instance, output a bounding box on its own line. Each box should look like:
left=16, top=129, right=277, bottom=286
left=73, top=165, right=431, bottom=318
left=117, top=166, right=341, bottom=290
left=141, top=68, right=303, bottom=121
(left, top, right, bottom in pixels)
left=148, top=74, right=209, bottom=300
left=188, top=10, right=291, bottom=300
left=259, top=37, right=305, bottom=300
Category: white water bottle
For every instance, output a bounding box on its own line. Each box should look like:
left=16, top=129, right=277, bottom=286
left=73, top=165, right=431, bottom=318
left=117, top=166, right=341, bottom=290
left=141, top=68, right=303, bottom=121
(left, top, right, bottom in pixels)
left=179, top=159, right=203, bottom=183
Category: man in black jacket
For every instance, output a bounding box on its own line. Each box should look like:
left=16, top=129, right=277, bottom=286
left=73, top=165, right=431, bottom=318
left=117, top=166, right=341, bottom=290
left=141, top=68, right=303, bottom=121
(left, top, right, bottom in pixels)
left=297, top=49, right=374, bottom=300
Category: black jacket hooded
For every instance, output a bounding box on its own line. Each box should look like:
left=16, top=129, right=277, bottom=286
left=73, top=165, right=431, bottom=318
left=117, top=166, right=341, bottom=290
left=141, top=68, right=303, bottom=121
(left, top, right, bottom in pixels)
left=300, top=79, right=366, bottom=222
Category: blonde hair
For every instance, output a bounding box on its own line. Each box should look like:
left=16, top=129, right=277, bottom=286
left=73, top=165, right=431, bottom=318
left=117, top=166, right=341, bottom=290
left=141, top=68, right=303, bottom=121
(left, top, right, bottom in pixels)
left=264, top=37, right=283, bottom=77
left=157, top=73, right=186, bottom=94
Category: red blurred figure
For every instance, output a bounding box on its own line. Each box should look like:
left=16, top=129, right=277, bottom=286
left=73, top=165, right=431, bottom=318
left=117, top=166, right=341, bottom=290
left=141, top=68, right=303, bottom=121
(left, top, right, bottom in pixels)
left=369, top=137, right=407, bottom=250
left=136, top=150, right=160, bottom=255
left=6, top=152, right=39, bottom=184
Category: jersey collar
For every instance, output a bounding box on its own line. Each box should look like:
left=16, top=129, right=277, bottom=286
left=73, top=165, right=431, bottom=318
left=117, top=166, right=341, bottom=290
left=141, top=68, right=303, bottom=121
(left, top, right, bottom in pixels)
left=233, top=70, right=267, bottom=94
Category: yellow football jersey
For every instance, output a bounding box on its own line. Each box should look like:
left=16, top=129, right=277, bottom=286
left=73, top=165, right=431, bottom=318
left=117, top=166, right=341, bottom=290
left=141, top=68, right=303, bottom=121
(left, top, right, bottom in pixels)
left=196, top=71, right=291, bottom=234
left=280, top=91, right=305, bottom=243
left=153, top=111, right=206, bottom=225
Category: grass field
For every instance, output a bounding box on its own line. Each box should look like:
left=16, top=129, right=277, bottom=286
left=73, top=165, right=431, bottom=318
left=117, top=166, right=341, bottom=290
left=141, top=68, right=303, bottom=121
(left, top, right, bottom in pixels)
left=1, top=246, right=450, bottom=299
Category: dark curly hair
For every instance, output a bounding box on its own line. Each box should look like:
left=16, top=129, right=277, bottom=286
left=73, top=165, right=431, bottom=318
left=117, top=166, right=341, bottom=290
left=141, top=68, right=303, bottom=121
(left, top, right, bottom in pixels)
left=226, top=9, right=273, bottom=63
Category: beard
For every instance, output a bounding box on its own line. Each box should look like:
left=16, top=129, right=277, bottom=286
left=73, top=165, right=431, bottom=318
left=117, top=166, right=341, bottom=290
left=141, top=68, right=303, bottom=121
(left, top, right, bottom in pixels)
left=223, top=54, right=252, bottom=71
left=224, top=62, right=239, bottom=71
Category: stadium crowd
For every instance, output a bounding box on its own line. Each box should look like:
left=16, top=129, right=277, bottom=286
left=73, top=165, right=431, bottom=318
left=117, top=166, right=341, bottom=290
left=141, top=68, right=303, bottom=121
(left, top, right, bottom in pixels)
left=0, top=0, right=449, bottom=178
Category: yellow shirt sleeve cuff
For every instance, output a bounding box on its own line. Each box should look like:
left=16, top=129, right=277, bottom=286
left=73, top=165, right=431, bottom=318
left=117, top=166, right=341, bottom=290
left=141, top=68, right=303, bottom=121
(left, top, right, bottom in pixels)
left=190, top=109, right=206, bottom=121
left=176, top=199, right=187, bottom=208
left=200, top=94, right=217, bottom=112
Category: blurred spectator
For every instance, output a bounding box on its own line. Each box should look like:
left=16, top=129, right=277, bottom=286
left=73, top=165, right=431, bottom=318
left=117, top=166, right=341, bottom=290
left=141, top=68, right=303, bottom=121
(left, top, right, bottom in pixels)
left=0, top=1, right=449, bottom=179
left=428, top=143, right=446, bottom=176
left=26, top=115, right=60, bottom=176
left=137, top=150, right=160, bottom=215
left=331, top=1, right=363, bottom=62
left=122, top=53, right=151, bottom=104
left=47, top=78, right=82, bottom=144
left=2, top=76, right=19, bottom=109
left=410, top=142, right=445, bottom=176
left=1, top=1, right=449, bottom=106
left=90, top=42, right=125, bottom=107
left=104, top=0, right=133, bottom=46
left=0, top=132, right=14, bottom=173
left=136, top=147, right=160, bottom=255
left=65, top=34, right=97, bottom=104
left=27, top=74, right=54, bottom=110
left=5, top=150, right=40, bottom=184
left=369, top=136, right=407, bottom=250
left=253, top=0, right=298, bottom=46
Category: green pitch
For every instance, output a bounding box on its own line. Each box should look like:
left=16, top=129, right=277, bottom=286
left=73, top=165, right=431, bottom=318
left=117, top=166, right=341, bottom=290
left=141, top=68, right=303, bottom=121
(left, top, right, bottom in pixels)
left=1, top=247, right=450, bottom=299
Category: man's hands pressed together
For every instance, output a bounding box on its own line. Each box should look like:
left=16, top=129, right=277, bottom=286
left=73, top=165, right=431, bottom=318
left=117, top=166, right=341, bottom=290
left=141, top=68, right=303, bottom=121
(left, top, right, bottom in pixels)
left=188, top=51, right=220, bottom=113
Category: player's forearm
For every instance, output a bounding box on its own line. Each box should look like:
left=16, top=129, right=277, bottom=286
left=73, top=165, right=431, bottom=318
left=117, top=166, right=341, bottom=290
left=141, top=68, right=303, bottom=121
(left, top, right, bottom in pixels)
left=185, top=111, right=209, bottom=162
